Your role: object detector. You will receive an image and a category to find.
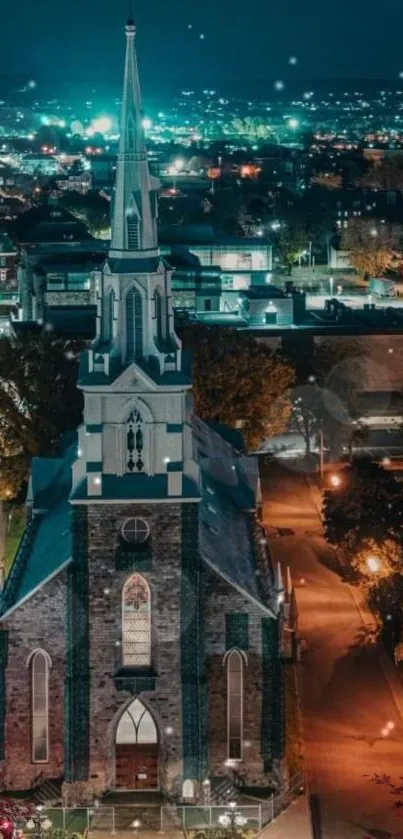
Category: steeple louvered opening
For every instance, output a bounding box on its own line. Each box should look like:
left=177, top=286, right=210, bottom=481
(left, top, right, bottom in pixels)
left=126, top=286, right=143, bottom=360
left=127, top=215, right=140, bottom=250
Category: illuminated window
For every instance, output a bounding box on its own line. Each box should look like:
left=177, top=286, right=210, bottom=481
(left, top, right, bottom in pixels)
left=31, top=650, right=50, bottom=763
left=227, top=650, right=243, bottom=760
left=126, top=287, right=143, bottom=360
left=127, top=215, right=140, bottom=250
left=122, top=574, right=151, bottom=666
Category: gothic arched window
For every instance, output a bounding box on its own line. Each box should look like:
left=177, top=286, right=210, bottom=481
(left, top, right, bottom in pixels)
left=122, top=574, right=151, bottom=667
left=154, top=289, right=163, bottom=344
left=127, top=215, right=140, bottom=250
left=30, top=650, right=50, bottom=763
left=106, top=288, right=115, bottom=342
left=126, top=287, right=143, bottom=360
left=227, top=650, right=244, bottom=761
left=126, top=407, right=145, bottom=472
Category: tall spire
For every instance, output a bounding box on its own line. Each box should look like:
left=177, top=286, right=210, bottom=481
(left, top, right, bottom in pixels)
left=109, top=19, right=159, bottom=261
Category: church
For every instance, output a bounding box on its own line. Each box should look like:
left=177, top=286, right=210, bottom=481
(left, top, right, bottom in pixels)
left=0, top=20, right=287, bottom=806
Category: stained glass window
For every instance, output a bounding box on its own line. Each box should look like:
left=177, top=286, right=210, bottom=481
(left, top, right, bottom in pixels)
left=227, top=650, right=243, bottom=760
left=31, top=651, right=49, bottom=763
left=122, top=575, right=151, bottom=667
left=126, top=287, right=143, bottom=360
left=126, top=408, right=144, bottom=472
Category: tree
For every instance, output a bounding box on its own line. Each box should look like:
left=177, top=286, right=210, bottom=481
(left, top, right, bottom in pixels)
left=0, top=330, right=83, bottom=499
left=285, top=339, right=367, bottom=458
left=184, top=325, right=295, bottom=450
left=310, top=172, right=342, bottom=190
left=274, top=221, right=308, bottom=274
left=60, top=190, right=111, bottom=238
left=341, top=218, right=403, bottom=278
left=323, top=458, right=403, bottom=559
left=358, top=155, right=403, bottom=192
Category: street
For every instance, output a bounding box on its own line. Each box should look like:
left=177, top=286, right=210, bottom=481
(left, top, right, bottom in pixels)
left=261, top=460, right=403, bottom=839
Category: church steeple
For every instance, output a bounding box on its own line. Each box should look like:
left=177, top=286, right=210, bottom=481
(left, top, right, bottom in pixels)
left=109, top=19, right=159, bottom=261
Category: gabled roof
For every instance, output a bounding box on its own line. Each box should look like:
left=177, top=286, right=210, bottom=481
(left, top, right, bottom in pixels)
left=197, top=431, right=276, bottom=616
left=0, top=444, right=76, bottom=618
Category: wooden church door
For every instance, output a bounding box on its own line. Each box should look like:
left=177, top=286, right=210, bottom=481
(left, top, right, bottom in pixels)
left=115, top=699, right=159, bottom=790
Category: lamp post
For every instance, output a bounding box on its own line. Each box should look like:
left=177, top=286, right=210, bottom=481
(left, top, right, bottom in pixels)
left=218, top=802, right=248, bottom=838
left=26, top=806, right=52, bottom=839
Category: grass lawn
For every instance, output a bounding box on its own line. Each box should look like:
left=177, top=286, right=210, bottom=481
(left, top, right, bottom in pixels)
left=3, top=505, right=26, bottom=577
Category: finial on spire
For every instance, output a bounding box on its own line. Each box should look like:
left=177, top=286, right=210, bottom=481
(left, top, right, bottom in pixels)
left=127, top=0, right=134, bottom=28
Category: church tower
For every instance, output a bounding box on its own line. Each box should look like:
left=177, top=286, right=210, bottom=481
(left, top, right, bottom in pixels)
left=64, top=19, right=202, bottom=804
left=0, top=17, right=286, bottom=807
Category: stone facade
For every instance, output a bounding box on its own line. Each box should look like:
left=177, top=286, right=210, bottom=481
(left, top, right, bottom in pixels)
left=0, top=573, right=67, bottom=790
left=204, top=570, right=279, bottom=785
left=70, top=501, right=187, bottom=800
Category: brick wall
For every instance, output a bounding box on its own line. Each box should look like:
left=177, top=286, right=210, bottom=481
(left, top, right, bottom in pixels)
left=1, top=573, right=67, bottom=790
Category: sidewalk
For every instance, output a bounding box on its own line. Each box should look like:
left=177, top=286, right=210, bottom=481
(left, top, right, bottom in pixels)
left=259, top=795, right=312, bottom=838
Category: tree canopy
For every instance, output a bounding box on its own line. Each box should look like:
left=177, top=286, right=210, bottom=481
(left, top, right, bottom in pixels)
left=59, top=189, right=111, bottom=238
left=0, top=329, right=83, bottom=499
left=184, top=325, right=295, bottom=449
left=341, top=218, right=403, bottom=278
left=285, top=338, right=367, bottom=457
left=323, top=458, right=403, bottom=562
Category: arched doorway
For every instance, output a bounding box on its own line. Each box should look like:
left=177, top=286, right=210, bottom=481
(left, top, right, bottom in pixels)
left=115, top=698, right=159, bottom=790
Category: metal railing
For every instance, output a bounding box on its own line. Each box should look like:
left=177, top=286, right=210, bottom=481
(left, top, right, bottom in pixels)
left=20, top=778, right=305, bottom=835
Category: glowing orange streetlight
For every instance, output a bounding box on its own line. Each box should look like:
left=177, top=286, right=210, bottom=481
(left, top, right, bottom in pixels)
left=329, top=473, right=342, bottom=488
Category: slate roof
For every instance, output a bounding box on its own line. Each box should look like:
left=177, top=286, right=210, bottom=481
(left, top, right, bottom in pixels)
left=0, top=428, right=274, bottom=618
left=198, top=451, right=275, bottom=616
left=107, top=257, right=165, bottom=274
left=78, top=349, right=191, bottom=388
left=0, top=445, right=76, bottom=618
left=71, top=473, right=200, bottom=502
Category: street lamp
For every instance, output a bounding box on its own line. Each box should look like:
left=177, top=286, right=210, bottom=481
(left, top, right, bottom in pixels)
left=131, top=819, right=141, bottom=835
left=26, top=806, right=52, bottom=839
left=366, top=555, right=381, bottom=573
left=329, top=473, right=342, bottom=488
left=218, top=802, right=248, bottom=837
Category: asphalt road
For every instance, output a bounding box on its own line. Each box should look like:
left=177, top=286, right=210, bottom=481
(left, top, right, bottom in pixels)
left=261, top=459, right=403, bottom=839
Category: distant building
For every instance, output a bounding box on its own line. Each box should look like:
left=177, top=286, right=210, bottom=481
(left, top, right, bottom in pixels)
left=161, top=225, right=273, bottom=313
left=0, top=232, right=17, bottom=288
left=328, top=246, right=352, bottom=270
left=20, top=154, right=59, bottom=176
left=16, top=204, right=107, bottom=320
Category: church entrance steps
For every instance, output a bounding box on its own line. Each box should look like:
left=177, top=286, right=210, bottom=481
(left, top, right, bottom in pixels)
left=209, top=776, right=239, bottom=804
left=33, top=777, right=63, bottom=806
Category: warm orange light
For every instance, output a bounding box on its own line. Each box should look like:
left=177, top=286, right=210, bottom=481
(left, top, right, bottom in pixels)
left=207, top=167, right=221, bottom=179
left=329, top=473, right=342, bottom=488
left=240, top=164, right=261, bottom=179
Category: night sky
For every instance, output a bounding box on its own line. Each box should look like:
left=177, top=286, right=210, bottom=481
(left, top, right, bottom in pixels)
left=1, top=0, right=403, bottom=87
